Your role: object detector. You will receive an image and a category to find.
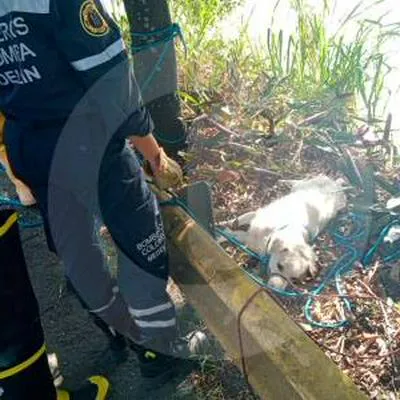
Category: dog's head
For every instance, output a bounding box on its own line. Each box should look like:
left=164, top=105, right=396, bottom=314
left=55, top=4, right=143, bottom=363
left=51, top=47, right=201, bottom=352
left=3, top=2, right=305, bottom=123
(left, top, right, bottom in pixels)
left=265, top=227, right=317, bottom=286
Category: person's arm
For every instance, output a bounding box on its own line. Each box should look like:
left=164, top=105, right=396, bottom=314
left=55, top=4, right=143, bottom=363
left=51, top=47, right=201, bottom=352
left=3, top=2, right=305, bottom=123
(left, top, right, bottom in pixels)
left=50, top=0, right=181, bottom=182
left=131, top=134, right=162, bottom=170
left=49, top=1, right=147, bottom=161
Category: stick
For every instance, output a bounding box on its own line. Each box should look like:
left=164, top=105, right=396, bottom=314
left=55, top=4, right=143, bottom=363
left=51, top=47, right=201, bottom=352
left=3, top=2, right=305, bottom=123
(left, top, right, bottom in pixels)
left=206, top=117, right=241, bottom=138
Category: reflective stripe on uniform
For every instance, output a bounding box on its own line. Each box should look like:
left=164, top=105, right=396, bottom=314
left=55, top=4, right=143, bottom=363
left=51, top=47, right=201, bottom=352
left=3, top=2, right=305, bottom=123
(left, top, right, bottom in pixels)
left=0, top=0, right=50, bottom=18
left=128, top=302, right=173, bottom=318
left=89, top=294, right=117, bottom=314
left=134, top=318, right=176, bottom=329
left=0, top=344, right=46, bottom=380
left=0, top=212, right=18, bottom=237
left=71, top=38, right=125, bottom=71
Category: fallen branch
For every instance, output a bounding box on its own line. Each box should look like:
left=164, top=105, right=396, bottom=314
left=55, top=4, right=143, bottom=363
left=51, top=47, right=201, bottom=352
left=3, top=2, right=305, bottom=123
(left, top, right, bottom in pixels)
left=226, top=142, right=261, bottom=155
left=297, top=111, right=330, bottom=127
left=206, top=116, right=241, bottom=138
left=250, top=167, right=283, bottom=176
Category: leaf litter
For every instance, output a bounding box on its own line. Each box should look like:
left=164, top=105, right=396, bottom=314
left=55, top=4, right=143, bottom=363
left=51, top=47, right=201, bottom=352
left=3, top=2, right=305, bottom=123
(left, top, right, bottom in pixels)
left=181, top=113, right=400, bottom=400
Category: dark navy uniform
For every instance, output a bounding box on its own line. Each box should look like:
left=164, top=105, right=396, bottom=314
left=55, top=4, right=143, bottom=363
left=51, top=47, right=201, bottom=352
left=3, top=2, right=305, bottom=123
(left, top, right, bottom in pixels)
left=0, top=0, right=177, bottom=346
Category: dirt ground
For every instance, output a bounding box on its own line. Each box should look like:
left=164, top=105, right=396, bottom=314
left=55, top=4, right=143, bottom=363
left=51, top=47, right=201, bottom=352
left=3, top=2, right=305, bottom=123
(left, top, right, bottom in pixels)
left=183, top=117, right=400, bottom=399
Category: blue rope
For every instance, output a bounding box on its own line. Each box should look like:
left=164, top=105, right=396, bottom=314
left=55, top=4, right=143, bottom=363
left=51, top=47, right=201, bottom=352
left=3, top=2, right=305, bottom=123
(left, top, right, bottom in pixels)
left=363, top=219, right=400, bottom=265
left=131, top=23, right=185, bottom=53
left=302, top=212, right=369, bottom=328
left=160, top=194, right=400, bottom=329
left=0, top=166, right=42, bottom=228
left=131, top=23, right=186, bottom=95
left=154, top=131, right=187, bottom=145
left=2, top=159, right=398, bottom=327
left=2, top=135, right=398, bottom=327
left=0, top=195, right=42, bottom=229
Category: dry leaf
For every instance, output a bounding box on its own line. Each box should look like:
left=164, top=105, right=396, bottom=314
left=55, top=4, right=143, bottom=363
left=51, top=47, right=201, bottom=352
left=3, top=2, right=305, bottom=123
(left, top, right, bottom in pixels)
left=217, top=169, right=241, bottom=183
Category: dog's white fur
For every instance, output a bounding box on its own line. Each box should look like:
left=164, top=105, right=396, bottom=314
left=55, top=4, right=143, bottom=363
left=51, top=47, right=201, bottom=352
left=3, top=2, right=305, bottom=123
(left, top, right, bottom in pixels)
left=223, top=175, right=347, bottom=288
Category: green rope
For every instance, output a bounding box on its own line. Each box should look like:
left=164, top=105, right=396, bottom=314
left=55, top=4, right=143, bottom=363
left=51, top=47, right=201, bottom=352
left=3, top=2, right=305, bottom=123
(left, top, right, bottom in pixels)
left=159, top=189, right=400, bottom=329
left=131, top=23, right=185, bottom=54
left=131, top=23, right=186, bottom=95
left=154, top=131, right=186, bottom=145
left=0, top=194, right=42, bottom=229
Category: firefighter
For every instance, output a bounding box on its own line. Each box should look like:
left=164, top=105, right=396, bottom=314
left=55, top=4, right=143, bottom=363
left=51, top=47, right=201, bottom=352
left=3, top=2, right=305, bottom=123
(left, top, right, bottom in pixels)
left=0, top=0, right=207, bottom=386
left=0, top=208, right=110, bottom=399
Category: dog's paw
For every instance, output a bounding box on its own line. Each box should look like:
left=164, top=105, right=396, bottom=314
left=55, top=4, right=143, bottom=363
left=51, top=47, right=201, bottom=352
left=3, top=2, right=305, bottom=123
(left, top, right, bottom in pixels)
left=268, top=275, right=288, bottom=290
left=308, top=262, right=319, bottom=278
left=335, top=177, right=347, bottom=187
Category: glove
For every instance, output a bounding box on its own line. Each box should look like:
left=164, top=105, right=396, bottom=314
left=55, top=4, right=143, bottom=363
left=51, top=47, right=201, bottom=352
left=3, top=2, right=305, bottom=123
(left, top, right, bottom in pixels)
left=145, top=147, right=183, bottom=190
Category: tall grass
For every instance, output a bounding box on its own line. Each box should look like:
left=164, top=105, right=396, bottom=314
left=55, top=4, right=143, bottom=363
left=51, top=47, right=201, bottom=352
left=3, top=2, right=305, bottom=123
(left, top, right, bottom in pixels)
left=111, top=0, right=398, bottom=127
left=169, top=0, right=398, bottom=125
left=265, top=0, right=398, bottom=122
left=170, top=0, right=245, bottom=99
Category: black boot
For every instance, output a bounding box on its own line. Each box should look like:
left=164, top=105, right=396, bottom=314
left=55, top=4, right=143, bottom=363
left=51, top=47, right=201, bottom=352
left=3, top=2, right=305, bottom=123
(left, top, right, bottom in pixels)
left=130, top=330, right=209, bottom=386
left=56, top=376, right=110, bottom=400
left=0, top=348, right=57, bottom=400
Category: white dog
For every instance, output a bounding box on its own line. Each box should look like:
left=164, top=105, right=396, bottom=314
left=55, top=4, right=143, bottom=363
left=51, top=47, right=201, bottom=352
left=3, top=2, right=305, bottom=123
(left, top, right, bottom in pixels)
left=221, top=175, right=347, bottom=288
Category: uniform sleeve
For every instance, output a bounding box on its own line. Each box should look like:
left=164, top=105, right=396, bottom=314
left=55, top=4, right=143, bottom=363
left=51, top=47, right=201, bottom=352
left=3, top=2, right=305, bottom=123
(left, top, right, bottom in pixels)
left=0, top=113, right=4, bottom=145
left=51, top=0, right=153, bottom=137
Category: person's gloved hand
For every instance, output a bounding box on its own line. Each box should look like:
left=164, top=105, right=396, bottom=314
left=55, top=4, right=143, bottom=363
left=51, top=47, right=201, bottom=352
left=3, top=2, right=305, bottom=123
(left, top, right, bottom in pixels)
left=146, top=147, right=183, bottom=190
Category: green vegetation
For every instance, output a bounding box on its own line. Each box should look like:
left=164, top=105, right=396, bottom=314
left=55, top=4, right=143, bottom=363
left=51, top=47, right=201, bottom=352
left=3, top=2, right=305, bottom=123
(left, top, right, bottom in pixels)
left=112, top=0, right=399, bottom=139
left=168, top=0, right=398, bottom=134
left=108, top=2, right=400, bottom=397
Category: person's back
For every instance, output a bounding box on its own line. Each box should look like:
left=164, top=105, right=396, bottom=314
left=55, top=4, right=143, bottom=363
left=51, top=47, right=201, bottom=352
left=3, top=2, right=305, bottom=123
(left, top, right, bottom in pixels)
left=0, top=2, right=83, bottom=120
left=0, top=0, right=140, bottom=188
left=0, top=0, right=129, bottom=123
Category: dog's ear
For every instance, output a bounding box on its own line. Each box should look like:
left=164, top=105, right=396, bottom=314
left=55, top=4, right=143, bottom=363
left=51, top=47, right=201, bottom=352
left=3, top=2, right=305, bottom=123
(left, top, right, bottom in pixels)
left=265, top=234, right=287, bottom=254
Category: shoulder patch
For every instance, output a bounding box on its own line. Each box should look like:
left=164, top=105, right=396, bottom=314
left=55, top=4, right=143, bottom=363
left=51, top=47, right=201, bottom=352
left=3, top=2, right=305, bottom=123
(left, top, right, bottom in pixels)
left=80, top=0, right=110, bottom=37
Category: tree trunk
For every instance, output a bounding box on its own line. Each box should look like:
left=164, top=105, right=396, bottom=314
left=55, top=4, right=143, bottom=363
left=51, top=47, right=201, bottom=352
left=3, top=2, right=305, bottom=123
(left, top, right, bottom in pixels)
left=123, top=0, right=187, bottom=158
